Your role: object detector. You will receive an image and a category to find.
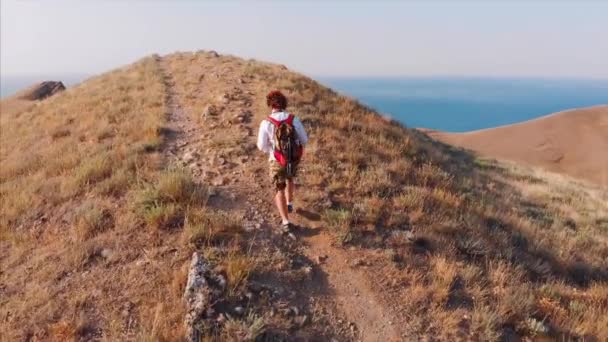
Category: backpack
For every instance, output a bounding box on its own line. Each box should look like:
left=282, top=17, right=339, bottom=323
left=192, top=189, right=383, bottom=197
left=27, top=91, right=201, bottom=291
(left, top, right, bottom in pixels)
left=267, top=114, right=303, bottom=177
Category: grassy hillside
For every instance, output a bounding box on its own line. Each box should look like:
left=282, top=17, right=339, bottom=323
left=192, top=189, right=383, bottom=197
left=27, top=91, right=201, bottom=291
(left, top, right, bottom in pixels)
left=0, top=56, right=195, bottom=340
left=1, top=51, right=607, bottom=341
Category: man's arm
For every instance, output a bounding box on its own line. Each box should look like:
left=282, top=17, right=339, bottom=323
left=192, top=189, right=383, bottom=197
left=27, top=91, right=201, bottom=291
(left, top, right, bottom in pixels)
left=257, top=121, right=272, bottom=153
left=293, top=116, right=308, bottom=145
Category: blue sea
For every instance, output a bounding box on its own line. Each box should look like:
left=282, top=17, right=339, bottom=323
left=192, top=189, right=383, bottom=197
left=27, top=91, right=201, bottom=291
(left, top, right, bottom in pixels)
left=321, top=77, right=608, bottom=132
left=3, top=75, right=607, bottom=132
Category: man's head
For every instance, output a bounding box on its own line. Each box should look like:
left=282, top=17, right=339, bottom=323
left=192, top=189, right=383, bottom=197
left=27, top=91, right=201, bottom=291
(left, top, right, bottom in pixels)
left=266, top=90, right=287, bottom=111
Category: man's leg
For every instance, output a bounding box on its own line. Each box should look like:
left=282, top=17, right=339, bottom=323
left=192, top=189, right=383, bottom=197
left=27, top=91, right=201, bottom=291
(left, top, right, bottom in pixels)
left=274, top=188, right=289, bottom=223
left=286, top=179, right=294, bottom=204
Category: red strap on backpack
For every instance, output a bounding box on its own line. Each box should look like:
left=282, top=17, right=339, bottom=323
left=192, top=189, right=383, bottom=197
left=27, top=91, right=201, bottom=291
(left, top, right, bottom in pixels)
left=267, top=114, right=294, bottom=127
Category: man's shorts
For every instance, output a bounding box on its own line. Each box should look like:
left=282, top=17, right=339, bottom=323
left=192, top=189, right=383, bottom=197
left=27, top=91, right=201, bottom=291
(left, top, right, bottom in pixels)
left=269, top=160, right=298, bottom=191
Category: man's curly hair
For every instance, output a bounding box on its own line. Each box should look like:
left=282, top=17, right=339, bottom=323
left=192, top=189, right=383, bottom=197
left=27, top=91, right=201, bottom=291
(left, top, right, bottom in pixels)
left=266, top=90, right=288, bottom=110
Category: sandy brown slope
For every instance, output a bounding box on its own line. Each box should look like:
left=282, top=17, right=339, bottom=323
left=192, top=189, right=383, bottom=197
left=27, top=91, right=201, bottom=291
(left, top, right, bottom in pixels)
left=424, top=105, right=608, bottom=186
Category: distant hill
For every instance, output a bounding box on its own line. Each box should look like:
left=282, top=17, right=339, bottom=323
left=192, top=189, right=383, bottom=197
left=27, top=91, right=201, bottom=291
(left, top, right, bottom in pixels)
left=1, top=52, right=607, bottom=341
left=423, top=105, right=608, bottom=186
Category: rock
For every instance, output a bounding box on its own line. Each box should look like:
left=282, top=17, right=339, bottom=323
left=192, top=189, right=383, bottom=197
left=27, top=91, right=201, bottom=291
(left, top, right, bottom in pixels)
left=212, top=177, right=227, bottom=186
left=211, top=156, right=226, bottom=166
left=564, top=218, right=577, bottom=230
left=248, top=282, right=264, bottom=293
left=202, top=170, right=217, bottom=180
left=183, top=252, right=212, bottom=342
left=201, top=105, right=218, bottom=118
left=386, top=249, right=400, bottom=263
left=526, top=317, right=549, bottom=334
left=239, top=111, right=252, bottom=123
left=100, top=248, right=113, bottom=260
left=317, top=255, right=328, bottom=264
left=182, top=151, right=199, bottom=163
left=352, top=258, right=368, bottom=267
left=215, top=274, right=227, bottom=290
left=218, top=93, right=230, bottom=103
left=230, top=114, right=244, bottom=124
left=208, top=50, right=220, bottom=58
left=392, top=230, right=415, bottom=241
left=20, top=81, right=65, bottom=100
left=216, top=313, right=225, bottom=323
left=320, top=197, right=335, bottom=209
left=207, top=188, right=218, bottom=198
left=204, top=307, right=216, bottom=319
left=302, top=266, right=313, bottom=277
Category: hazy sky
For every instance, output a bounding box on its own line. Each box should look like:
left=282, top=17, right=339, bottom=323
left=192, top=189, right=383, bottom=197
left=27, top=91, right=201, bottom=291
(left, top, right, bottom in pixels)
left=2, top=0, right=607, bottom=78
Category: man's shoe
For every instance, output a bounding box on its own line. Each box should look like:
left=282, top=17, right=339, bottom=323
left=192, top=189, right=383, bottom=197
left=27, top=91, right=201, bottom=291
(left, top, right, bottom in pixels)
left=287, top=203, right=294, bottom=213
left=281, top=222, right=292, bottom=233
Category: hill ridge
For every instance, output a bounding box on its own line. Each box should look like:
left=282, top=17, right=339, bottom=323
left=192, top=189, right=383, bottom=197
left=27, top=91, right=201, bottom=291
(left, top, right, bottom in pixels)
left=424, top=105, right=608, bottom=186
left=1, top=51, right=607, bottom=340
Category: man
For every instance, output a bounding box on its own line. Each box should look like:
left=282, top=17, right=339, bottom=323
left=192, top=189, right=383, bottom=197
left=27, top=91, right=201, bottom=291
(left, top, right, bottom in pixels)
left=257, top=90, right=308, bottom=230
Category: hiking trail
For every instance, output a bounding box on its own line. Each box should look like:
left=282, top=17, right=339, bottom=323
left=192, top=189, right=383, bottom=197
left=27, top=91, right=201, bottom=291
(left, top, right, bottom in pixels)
left=158, top=55, right=402, bottom=341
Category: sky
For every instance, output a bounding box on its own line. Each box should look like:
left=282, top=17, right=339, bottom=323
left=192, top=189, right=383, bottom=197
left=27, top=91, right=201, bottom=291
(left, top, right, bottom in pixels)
left=1, top=0, right=608, bottom=79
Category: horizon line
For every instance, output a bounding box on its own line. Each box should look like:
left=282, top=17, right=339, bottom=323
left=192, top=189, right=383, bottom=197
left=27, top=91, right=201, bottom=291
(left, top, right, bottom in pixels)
left=2, top=72, right=608, bottom=83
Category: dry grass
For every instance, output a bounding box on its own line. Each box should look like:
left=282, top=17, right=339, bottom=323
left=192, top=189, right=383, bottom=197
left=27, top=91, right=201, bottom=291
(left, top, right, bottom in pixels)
left=165, top=50, right=607, bottom=339
left=2, top=51, right=606, bottom=340
left=0, top=55, right=195, bottom=340
left=243, top=63, right=608, bottom=339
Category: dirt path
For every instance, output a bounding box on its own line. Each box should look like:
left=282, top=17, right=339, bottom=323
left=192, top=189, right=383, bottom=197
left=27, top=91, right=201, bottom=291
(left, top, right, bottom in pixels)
left=158, top=55, right=401, bottom=341
left=158, top=57, right=197, bottom=168
left=297, top=215, right=402, bottom=341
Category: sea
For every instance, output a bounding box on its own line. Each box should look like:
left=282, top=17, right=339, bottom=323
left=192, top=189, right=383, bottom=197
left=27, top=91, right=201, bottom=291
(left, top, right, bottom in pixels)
left=2, top=75, right=607, bottom=132
left=320, top=77, right=608, bottom=132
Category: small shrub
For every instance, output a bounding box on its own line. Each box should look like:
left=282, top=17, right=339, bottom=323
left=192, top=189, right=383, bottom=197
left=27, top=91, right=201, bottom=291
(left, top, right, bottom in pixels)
left=184, top=209, right=242, bottom=245
left=67, top=240, right=103, bottom=270
left=474, top=158, right=493, bottom=169
left=224, top=250, right=255, bottom=295
left=222, top=312, right=265, bottom=341
left=156, top=169, right=207, bottom=206
left=323, top=208, right=352, bottom=231
left=96, top=126, right=115, bottom=141
left=74, top=155, right=113, bottom=187
left=143, top=203, right=182, bottom=230
left=50, top=127, right=71, bottom=140
left=74, top=202, right=113, bottom=241
left=323, top=208, right=353, bottom=244
left=49, top=320, right=77, bottom=340
left=95, top=169, right=134, bottom=197
left=136, top=169, right=208, bottom=230
left=471, top=305, right=501, bottom=341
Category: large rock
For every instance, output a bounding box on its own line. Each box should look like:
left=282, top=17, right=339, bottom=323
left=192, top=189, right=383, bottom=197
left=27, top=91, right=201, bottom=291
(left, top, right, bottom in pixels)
left=20, top=81, right=66, bottom=100
left=183, top=252, right=217, bottom=342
